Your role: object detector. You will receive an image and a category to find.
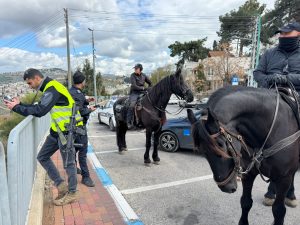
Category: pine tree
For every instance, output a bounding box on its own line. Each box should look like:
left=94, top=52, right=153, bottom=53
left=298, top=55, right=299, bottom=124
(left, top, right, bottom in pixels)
left=81, top=59, right=105, bottom=96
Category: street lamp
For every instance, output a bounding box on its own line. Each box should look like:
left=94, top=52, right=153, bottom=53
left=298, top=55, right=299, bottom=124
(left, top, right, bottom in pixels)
left=88, top=28, right=97, bottom=104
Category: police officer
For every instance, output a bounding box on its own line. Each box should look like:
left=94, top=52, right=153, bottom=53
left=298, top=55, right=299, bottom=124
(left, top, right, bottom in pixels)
left=4, top=68, right=83, bottom=206
left=69, top=71, right=95, bottom=187
left=254, top=21, right=300, bottom=208
left=127, top=64, right=152, bottom=128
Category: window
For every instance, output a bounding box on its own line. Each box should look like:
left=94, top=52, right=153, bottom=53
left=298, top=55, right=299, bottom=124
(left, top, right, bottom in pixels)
left=208, top=67, right=214, bottom=76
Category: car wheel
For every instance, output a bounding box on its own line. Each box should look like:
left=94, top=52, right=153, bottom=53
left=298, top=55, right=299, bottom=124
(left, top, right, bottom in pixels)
left=159, top=131, right=179, bottom=152
left=98, top=114, right=103, bottom=124
left=109, top=118, right=115, bottom=131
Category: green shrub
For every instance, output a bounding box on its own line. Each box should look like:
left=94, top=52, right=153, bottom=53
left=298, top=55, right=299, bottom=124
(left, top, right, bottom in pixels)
left=0, top=92, right=42, bottom=152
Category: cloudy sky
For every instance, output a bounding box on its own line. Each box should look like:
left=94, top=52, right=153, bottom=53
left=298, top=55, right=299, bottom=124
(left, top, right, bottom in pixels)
left=0, top=0, right=275, bottom=75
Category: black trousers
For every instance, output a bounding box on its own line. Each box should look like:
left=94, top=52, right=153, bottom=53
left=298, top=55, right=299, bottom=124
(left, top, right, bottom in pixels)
left=74, top=127, right=90, bottom=178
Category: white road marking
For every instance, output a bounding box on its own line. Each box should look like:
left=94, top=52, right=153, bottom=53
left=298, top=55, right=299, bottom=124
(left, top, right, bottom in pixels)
left=120, top=175, right=214, bottom=195
left=89, top=133, right=144, bottom=138
left=95, top=147, right=144, bottom=154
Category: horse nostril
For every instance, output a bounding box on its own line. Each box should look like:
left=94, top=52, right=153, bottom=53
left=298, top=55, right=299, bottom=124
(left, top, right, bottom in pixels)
left=231, top=188, right=236, bottom=193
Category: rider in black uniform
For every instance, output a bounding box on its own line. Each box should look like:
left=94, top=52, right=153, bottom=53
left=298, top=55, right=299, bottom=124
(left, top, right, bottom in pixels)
left=127, top=64, right=152, bottom=129
left=254, top=22, right=300, bottom=208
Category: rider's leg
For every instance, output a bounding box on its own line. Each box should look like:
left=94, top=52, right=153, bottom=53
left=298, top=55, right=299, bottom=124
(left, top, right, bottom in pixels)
left=127, top=94, right=138, bottom=128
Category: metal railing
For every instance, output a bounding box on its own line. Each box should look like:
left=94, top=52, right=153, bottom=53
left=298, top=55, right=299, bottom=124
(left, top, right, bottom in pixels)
left=7, top=114, right=50, bottom=225
left=0, top=141, right=11, bottom=225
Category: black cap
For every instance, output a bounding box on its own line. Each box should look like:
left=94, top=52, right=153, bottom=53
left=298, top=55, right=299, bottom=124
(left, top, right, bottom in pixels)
left=73, top=71, right=85, bottom=84
left=275, top=22, right=300, bottom=34
left=133, top=63, right=143, bottom=71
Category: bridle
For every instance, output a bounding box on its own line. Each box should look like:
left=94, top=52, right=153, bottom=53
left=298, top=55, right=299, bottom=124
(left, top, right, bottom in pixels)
left=146, top=75, right=190, bottom=115
left=202, top=120, right=249, bottom=186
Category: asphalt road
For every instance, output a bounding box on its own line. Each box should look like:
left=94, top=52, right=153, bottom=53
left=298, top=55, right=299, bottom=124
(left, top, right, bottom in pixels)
left=88, top=105, right=300, bottom=225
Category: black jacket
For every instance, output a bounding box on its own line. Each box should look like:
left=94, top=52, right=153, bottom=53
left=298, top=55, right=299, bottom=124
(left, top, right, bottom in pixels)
left=130, top=72, right=152, bottom=94
left=254, top=45, right=300, bottom=92
left=69, top=86, right=91, bottom=125
left=13, top=77, right=69, bottom=136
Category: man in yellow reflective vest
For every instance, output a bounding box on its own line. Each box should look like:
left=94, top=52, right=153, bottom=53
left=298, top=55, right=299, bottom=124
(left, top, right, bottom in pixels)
left=4, top=68, right=83, bottom=206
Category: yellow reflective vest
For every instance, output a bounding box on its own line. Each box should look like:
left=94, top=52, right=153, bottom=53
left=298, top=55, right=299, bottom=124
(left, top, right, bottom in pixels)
left=43, top=80, right=83, bottom=132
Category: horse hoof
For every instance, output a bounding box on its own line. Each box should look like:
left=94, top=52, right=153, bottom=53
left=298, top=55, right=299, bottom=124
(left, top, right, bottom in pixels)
left=144, top=159, right=151, bottom=164
left=285, top=198, right=298, bottom=208
left=153, top=161, right=160, bottom=165
left=144, top=162, right=151, bottom=167
left=263, top=197, right=275, bottom=206
left=122, top=147, right=128, bottom=151
left=118, top=151, right=125, bottom=155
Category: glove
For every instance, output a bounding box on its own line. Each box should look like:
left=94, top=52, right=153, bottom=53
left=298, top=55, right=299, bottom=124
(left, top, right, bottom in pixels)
left=268, top=74, right=288, bottom=85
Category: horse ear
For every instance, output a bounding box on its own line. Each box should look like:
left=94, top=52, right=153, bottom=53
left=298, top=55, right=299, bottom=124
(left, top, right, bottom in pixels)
left=206, top=108, right=219, bottom=133
left=187, top=109, right=197, bottom=124
left=175, top=67, right=181, bottom=77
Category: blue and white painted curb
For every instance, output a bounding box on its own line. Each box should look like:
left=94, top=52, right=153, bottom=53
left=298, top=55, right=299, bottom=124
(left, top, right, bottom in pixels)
left=87, top=112, right=144, bottom=225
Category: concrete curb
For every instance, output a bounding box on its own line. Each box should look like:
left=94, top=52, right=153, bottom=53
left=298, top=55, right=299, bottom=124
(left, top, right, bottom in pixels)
left=26, top=163, right=46, bottom=225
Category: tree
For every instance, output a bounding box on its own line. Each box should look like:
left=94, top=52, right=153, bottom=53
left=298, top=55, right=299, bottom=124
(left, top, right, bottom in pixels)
left=261, top=0, right=300, bottom=44
left=81, top=59, right=106, bottom=96
left=213, top=40, right=219, bottom=50
left=218, top=0, right=266, bottom=56
left=168, top=38, right=210, bottom=62
left=194, top=64, right=209, bottom=92
left=150, top=65, right=173, bottom=85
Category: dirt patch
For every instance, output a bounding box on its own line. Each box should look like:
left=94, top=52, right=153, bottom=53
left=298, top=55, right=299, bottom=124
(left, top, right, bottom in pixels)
left=42, top=175, right=55, bottom=225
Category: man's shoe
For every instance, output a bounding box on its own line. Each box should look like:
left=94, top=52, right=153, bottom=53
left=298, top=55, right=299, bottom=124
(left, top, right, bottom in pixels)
left=53, top=191, right=77, bottom=206
left=263, top=197, right=275, bottom=206
left=82, top=177, right=95, bottom=187
left=55, top=181, right=68, bottom=200
left=77, top=167, right=82, bottom=175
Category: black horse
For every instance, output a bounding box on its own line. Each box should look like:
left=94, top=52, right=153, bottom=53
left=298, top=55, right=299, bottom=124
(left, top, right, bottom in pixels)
left=187, top=86, right=299, bottom=225
left=113, top=66, right=193, bottom=165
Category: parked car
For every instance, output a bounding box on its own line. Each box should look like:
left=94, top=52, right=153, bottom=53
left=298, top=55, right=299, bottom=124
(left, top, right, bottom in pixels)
left=98, top=98, right=117, bottom=131
left=158, top=110, right=202, bottom=152
left=178, top=98, right=199, bottom=108
left=195, top=97, right=209, bottom=110
left=168, top=94, right=179, bottom=105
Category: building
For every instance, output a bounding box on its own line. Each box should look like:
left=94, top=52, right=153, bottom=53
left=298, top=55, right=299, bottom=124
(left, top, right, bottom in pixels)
left=201, top=51, right=251, bottom=91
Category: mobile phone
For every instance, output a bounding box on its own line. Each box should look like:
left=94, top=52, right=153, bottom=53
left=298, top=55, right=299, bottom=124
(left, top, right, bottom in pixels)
left=3, top=95, right=13, bottom=102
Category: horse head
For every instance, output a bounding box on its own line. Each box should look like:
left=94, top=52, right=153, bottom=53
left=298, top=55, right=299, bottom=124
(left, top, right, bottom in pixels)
left=187, top=108, right=240, bottom=194
left=170, top=63, right=193, bottom=103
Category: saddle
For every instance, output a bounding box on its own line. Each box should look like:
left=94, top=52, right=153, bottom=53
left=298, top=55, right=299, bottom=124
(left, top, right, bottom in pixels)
left=277, top=87, right=300, bottom=128
left=114, top=94, right=145, bottom=128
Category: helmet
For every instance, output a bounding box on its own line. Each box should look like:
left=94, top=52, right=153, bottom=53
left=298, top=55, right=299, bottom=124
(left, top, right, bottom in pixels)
left=133, top=63, right=143, bottom=71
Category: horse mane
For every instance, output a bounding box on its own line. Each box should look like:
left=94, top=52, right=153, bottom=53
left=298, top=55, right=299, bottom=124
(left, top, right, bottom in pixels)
left=207, top=86, right=274, bottom=111
left=147, top=75, right=172, bottom=105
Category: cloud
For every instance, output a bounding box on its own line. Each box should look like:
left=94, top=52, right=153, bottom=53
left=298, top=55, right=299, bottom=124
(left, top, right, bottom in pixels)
left=0, top=0, right=276, bottom=74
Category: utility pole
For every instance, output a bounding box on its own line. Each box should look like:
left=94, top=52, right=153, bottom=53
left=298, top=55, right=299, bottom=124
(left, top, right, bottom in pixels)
left=88, top=28, right=97, bottom=104
left=247, top=15, right=261, bottom=87
left=64, top=8, right=72, bottom=89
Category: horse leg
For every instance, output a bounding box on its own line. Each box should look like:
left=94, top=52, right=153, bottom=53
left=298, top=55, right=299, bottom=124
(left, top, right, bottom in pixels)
left=152, top=129, right=161, bottom=164
left=116, top=124, right=122, bottom=152
left=144, top=129, right=152, bottom=165
left=238, top=173, right=256, bottom=225
left=272, top=176, right=293, bottom=225
left=285, top=172, right=297, bottom=208
left=121, top=123, right=128, bottom=151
